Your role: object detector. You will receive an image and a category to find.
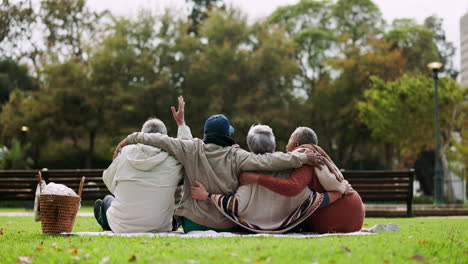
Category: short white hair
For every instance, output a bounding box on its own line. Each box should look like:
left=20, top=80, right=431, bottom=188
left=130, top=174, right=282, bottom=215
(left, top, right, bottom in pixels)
left=141, top=118, right=167, bottom=134
left=292, top=127, right=318, bottom=145
left=247, top=124, right=276, bottom=154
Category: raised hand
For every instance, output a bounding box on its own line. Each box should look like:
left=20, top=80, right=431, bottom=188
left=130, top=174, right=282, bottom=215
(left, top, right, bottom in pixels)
left=171, top=96, right=185, bottom=126
left=190, top=180, right=209, bottom=200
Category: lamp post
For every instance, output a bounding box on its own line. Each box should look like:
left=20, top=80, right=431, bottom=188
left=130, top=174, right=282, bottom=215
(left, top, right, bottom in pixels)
left=20, top=125, right=29, bottom=145
left=427, top=61, right=443, bottom=204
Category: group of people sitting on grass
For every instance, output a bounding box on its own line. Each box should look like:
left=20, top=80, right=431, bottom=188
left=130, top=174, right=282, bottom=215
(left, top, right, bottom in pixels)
left=93, top=96, right=365, bottom=234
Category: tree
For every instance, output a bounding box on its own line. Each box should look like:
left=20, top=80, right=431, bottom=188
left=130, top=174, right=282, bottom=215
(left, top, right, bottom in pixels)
left=39, top=0, right=104, bottom=62
left=268, top=0, right=335, bottom=92
left=171, top=8, right=300, bottom=148
left=332, top=0, right=384, bottom=45
left=0, top=0, right=36, bottom=59
left=358, top=75, right=466, bottom=202
left=384, top=18, right=439, bottom=74
left=424, top=15, right=458, bottom=79
left=186, top=0, right=223, bottom=35
left=0, top=59, right=38, bottom=104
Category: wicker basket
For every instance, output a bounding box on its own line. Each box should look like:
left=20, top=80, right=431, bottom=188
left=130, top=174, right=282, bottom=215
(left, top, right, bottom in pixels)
left=38, top=172, right=85, bottom=234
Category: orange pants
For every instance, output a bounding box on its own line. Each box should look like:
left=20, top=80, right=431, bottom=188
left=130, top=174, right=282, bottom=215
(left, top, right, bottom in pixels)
left=305, top=175, right=365, bottom=233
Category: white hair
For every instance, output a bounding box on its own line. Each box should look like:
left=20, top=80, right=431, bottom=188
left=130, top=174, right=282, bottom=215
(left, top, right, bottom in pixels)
left=247, top=124, right=276, bottom=154
left=141, top=118, right=167, bottom=134
left=292, top=127, right=318, bottom=145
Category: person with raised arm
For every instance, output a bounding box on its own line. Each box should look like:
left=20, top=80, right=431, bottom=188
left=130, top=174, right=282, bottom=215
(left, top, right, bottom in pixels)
left=94, top=97, right=192, bottom=233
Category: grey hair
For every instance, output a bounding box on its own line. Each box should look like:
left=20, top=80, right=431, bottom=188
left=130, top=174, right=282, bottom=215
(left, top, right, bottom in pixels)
left=292, top=127, right=318, bottom=145
left=141, top=118, right=167, bottom=134
left=247, top=124, right=276, bottom=154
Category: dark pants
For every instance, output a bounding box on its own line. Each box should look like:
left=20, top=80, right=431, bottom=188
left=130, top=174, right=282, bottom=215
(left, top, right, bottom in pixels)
left=95, top=195, right=114, bottom=231
left=181, top=217, right=239, bottom=233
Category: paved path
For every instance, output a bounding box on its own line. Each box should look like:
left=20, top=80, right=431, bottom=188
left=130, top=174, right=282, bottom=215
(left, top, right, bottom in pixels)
left=0, top=212, right=93, bottom=217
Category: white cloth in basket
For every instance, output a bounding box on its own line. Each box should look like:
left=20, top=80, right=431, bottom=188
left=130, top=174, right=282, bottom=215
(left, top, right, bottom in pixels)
left=42, top=183, right=79, bottom=196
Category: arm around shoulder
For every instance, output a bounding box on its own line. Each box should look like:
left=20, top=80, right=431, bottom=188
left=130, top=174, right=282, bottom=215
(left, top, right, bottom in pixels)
left=237, top=149, right=307, bottom=172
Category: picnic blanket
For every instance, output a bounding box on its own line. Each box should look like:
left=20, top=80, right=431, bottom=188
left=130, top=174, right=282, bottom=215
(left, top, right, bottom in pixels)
left=64, top=230, right=375, bottom=238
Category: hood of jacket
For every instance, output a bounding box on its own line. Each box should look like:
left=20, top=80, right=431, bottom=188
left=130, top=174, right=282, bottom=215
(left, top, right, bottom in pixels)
left=123, top=144, right=170, bottom=171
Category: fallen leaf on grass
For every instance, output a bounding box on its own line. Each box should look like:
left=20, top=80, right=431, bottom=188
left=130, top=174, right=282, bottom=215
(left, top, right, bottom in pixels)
left=256, top=247, right=262, bottom=251
left=0, top=228, right=4, bottom=235
left=128, top=254, right=137, bottom=262
left=99, top=256, right=110, bottom=264
left=340, top=246, right=352, bottom=253
left=464, top=251, right=468, bottom=255
left=35, top=248, right=44, bottom=252
left=70, top=248, right=79, bottom=254
left=39, top=241, right=44, bottom=245
left=383, top=260, right=390, bottom=264
left=417, top=240, right=432, bottom=245
left=17, top=256, right=33, bottom=263
left=409, top=254, right=424, bottom=261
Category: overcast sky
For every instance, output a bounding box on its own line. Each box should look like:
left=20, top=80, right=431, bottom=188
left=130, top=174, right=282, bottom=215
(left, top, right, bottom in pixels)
left=88, top=0, right=467, bottom=71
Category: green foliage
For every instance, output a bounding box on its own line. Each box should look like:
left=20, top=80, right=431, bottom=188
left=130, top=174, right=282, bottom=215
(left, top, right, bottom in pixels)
left=186, top=0, right=224, bottom=35
left=0, top=58, right=38, bottom=104
left=424, top=15, right=458, bottom=78
left=0, top=0, right=463, bottom=171
left=0, top=0, right=35, bottom=58
left=0, top=216, right=466, bottom=263
left=358, top=75, right=466, bottom=154
left=0, top=139, right=33, bottom=169
left=172, top=8, right=300, bottom=148
left=384, top=18, right=439, bottom=74
left=332, top=0, right=384, bottom=45
left=39, top=0, right=104, bottom=60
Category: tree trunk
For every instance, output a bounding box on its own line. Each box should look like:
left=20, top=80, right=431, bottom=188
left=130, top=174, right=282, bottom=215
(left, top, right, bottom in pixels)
left=440, top=143, right=456, bottom=203
left=385, top=143, right=394, bottom=169
left=85, top=131, right=96, bottom=169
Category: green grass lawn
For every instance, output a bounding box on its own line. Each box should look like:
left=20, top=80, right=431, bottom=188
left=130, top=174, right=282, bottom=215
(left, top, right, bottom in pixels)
left=0, top=216, right=466, bottom=264
left=0, top=206, right=94, bottom=213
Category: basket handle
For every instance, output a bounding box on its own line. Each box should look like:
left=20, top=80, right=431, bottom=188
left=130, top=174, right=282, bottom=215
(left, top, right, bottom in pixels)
left=78, top=176, right=85, bottom=198
left=37, top=171, right=43, bottom=193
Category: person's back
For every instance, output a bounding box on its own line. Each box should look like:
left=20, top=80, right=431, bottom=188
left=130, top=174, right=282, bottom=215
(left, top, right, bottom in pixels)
left=224, top=170, right=312, bottom=230
left=104, top=143, right=182, bottom=233
left=96, top=117, right=189, bottom=233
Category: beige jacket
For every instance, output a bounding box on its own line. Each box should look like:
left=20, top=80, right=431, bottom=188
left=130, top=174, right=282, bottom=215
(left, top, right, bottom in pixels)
left=126, top=129, right=308, bottom=229
left=103, top=125, right=192, bottom=233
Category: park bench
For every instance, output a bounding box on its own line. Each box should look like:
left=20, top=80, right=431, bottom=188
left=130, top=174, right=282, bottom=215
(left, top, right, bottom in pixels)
left=1, top=169, right=414, bottom=216
left=0, top=169, right=110, bottom=201
left=0, top=169, right=183, bottom=202
left=342, top=169, right=414, bottom=217
left=0, top=170, right=38, bottom=200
